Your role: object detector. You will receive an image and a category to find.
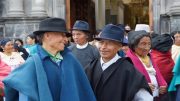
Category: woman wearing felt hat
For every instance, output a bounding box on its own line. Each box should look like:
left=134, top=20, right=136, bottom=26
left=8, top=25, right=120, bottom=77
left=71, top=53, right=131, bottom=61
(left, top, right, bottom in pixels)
left=126, top=30, right=167, bottom=100
left=85, top=24, right=153, bottom=101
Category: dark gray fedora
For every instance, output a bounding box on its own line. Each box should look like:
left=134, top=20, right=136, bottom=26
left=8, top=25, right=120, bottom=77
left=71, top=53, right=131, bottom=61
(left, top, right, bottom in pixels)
left=95, top=24, right=124, bottom=43
left=72, top=20, right=90, bottom=32
left=33, top=17, right=68, bottom=35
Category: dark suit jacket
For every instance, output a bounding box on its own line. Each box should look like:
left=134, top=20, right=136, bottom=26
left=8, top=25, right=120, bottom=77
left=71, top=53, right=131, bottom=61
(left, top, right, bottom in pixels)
left=85, top=57, right=151, bottom=101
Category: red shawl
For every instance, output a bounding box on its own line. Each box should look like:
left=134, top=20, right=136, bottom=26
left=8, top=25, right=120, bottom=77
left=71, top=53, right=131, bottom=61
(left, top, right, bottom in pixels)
left=150, top=50, right=174, bottom=84
left=126, top=49, right=167, bottom=86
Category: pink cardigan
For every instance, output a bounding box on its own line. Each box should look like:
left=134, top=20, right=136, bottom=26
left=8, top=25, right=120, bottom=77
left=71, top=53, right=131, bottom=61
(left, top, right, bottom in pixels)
left=0, top=60, right=11, bottom=96
left=126, top=49, right=167, bottom=86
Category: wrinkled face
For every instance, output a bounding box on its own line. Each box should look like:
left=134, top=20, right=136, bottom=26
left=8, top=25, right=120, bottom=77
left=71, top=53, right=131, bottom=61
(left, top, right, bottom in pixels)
left=134, top=36, right=151, bottom=57
left=2, top=41, right=14, bottom=53
left=99, top=40, right=122, bottom=62
left=26, top=36, right=35, bottom=45
left=174, top=33, right=180, bottom=46
left=72, top=30, right=88, bottom=45
left=43, top=32, right=66, bottom=52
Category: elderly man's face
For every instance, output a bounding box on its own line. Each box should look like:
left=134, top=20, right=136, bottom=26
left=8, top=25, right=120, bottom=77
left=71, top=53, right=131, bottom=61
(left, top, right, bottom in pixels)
left=72, top=30, right=88, bottom=45
left=44, top=32, right=66, bottom=52
left=99, top=40, right=122, bottom=62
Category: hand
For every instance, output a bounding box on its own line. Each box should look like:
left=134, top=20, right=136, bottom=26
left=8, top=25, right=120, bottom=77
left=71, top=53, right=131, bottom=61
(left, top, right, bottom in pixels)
left=159, top=86, right=167, bottom=94
left=148, top=83, right=155, bottom=92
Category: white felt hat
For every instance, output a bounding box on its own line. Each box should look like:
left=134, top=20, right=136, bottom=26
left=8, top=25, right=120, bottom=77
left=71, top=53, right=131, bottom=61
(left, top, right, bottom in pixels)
left=135, top=24, right=150, bottom=33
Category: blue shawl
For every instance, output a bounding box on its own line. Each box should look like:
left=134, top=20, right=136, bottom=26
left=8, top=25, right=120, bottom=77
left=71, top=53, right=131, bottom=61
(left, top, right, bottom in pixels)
left=3, top=48, right=96, bottom=101
left=169, top=55, right=180, bottom=91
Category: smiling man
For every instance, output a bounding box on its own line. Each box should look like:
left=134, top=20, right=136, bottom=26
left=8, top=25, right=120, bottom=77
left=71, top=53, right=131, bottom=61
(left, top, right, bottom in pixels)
left=3, top=18, right=96, bottom=101
left=85, top=24, right=153, bottom=101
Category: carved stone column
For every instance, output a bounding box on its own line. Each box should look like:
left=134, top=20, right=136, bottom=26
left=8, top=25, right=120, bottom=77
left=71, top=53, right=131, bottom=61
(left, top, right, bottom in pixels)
left=53, top=0, right=65, bottom=19
left=95, top=0, right=105, bottom=29
left=8, top=0, right=24, bottom=16
left=31, top=0, right=47, bottom=16
left=170, top=0, right=180, bottom=15
left=149, top=0, right=153, bottom=31
left=169, top=0, right=180, bottom=31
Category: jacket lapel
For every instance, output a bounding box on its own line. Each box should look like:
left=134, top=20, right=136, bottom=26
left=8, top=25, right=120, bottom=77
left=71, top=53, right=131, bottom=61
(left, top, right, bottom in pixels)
left=92, top=59, right=103, bottom=92
left=100, top=58, right=124, bottom=88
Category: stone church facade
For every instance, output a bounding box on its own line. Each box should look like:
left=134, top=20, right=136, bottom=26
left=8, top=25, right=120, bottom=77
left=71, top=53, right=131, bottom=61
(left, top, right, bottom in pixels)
left=0, top=0, right=66, bottom=40
left=152, top=0, right=180, bottom=34
left=0, top=0, right=180, bottom=40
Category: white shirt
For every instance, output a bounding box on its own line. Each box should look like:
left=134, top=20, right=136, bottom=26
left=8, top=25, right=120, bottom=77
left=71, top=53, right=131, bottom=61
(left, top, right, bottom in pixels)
left=100, top=54, right=120, bottom=71
left=138, top=57, right=159, bottom=97
left=76, top=42, right=88, bottom=49
left=171, top=44, right=180, bottom=63
left=0, top=52, right=25, bottom=71
left=133, top=89, right=153, bottom=101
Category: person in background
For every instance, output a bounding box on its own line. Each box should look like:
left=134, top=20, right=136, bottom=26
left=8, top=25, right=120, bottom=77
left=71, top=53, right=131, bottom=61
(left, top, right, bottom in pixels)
left=125, top=24, right=131, bottom=33
left=3, top=18, right=96, bottom=101
left=151, top=33, right=175, bottom=101
left=14, top=38, right=24, bottom=47
left=14, top=39, right=29, bottom=60
left=126, top=30, right=167, bottom=100
left=170, top=31, right=180, bottom=63
left=151, top=33, right=174, bottom=85
left=0, top=38, right=25, bottom=71
left=169, top=55, right=180, bottom=101
left=24, top=33, right=38, bottom=55
left=63, top=31, right=74, bottom=47
left=89, top=29, right=102, bottom=49
left=0, top=59, right=11, bottom=101
left=85, top=24, right=153, bottom=101
left=69, top=20, right=100, bottom=68
left=117, top=24, right=129, bottom=57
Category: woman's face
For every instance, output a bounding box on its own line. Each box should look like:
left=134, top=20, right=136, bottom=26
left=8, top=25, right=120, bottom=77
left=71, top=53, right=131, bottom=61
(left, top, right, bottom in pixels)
left=174, top=33, right=180, bottom=46
left=2, top=41, right=14, bottom=53
left=72, top=30, right=88, bottom=45
left=26, top=36, right=35, bottom=45
left=134, top=36, right=151, bottom=57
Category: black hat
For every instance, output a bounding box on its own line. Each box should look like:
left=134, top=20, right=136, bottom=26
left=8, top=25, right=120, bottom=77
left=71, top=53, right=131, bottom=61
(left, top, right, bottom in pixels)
left=33, top=17, right=68, bottom=35
left=95, top=24, right=124, bottom=43
left=72, top=20, right=89, bottom=32
left=152, top=34, right=173, bottom=52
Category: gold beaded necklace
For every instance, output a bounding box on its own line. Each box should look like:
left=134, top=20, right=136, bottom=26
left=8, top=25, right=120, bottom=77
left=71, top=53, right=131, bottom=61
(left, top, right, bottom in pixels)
left=139, top=55, right=151, bottom=67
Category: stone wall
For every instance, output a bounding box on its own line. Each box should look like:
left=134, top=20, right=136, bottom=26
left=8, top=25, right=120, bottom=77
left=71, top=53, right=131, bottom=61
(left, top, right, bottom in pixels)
left=159, top=0, right=180, bottom=34
left=0, top=0, right=66, bottom=40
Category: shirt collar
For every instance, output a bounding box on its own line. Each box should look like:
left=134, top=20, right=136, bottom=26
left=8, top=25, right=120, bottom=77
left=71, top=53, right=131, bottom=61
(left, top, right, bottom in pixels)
left=100, top=54, right=121, bottom=71
left=76, top=42, right=88, bottom=49
left=39, top=45, right=63, bottom=62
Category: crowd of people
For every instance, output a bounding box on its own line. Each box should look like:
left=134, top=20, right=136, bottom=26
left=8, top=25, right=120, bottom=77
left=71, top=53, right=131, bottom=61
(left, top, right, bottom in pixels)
left=0, top=17, right=179, bottom=101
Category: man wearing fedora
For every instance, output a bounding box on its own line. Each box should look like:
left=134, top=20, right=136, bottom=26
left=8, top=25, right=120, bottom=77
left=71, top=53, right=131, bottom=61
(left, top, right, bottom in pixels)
left=85, top=24, right=153, bottom=101
left=3, top=18, right=96, bottom=101
left=69, top=20, right=100, bottom=68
